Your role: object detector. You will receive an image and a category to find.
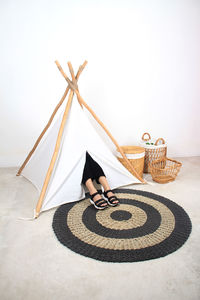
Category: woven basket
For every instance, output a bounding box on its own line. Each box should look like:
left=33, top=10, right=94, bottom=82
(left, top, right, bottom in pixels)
left=116, top=146, right=145, bottom=178
left=140, top=132, right=167, bottom=173
left=149, top=157, right=182, bottom=183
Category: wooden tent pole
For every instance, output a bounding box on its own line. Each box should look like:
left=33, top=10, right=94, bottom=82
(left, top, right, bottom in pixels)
left=67, top=62, right=83, bottom=107
left=17, top=60, right=87, bottom=176
left=35, top=89, right=75, bottom=217
left=68, top=61, right=77, bottom=84
left=55, top=61, right=146, bottom=184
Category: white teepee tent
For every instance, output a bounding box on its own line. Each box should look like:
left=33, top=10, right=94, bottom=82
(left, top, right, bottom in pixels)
left=17, top=61, right=145, bottom=218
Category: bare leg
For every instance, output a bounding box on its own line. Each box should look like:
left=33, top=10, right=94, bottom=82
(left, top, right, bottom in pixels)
left=98, top=176, right=119, bottom=204
left=85, top=178, right=107, bottom=207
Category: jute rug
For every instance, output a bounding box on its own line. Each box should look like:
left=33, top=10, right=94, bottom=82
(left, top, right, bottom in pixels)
left=52, top=189, right=192, bottom=263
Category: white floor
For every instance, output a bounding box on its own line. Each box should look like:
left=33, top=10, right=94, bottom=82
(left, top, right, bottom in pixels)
left=0, top=157, right=200, bottom=300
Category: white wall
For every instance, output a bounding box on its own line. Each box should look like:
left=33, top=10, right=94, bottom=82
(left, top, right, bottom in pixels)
left=0, top=0, right=200, bottom=167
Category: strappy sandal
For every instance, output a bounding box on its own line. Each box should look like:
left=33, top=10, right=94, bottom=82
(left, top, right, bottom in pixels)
left=90, top=191, right=108, bottom=210
left=103, top=190, right=120, bottom=207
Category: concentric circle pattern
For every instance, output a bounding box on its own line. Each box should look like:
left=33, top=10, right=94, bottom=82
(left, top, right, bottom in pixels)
left=52, top=189, right=192, bottom=262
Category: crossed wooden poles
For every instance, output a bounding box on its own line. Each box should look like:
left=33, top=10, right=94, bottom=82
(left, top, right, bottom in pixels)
left=17, top=60, right=146, bottom=218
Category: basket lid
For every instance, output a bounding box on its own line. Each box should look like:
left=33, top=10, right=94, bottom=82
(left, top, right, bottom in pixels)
left=117, top=146, right=145, bottom=154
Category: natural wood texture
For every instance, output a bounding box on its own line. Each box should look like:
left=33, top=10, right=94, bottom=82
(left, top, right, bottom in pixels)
left=17, top=60, right=87, bottom=176
left=55, top=60, right=146, bottom=183
left=35, top=89, right=74, bottom=217
left=55, top=61, right=76, bottom=90
left=67, top=61, right=83, bottom=107
left=68, top=61, right=76, bottom=83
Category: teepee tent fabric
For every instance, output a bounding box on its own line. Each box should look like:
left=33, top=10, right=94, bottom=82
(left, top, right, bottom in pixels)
left=21, top=94, right=141, bottom=212
left=18, top=60, right=145, bottom=218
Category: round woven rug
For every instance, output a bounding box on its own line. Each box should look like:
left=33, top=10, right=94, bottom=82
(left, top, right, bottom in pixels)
left=52, top=189, right=192, bottom=263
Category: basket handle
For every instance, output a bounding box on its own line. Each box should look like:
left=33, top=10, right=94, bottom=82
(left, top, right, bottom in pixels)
left=142, top=132, right=151, bottom=141
left=155, top=138, right=165, bottom=146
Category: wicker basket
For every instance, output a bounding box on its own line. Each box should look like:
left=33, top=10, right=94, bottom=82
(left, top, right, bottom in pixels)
left=140, top=132, right=167, bottom=173
left=116, top=146, right=145, bottom=178
left=149, top=157, right=182, bottom=183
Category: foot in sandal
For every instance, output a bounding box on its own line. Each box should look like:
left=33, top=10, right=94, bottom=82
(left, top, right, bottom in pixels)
left=90, top=191, right=108, bottom=210
left=103, top=190, right=120, bottom=206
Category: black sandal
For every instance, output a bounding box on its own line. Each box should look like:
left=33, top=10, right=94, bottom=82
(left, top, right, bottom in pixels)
left=103, top=190, right=120, bottom=206
left=90, top=191, right=108, bottom=210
